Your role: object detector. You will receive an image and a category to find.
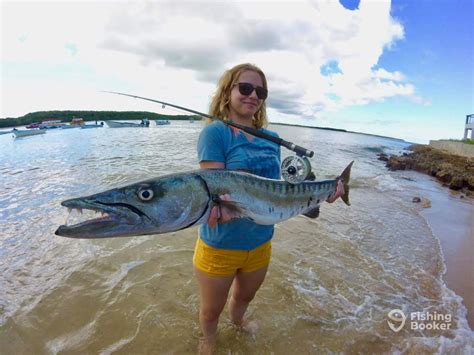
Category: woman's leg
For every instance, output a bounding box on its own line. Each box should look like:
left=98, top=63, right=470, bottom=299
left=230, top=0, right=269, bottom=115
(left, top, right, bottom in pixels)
left=228, top=266, right=268, bottom=327
left=194, top=266, right=235, bottom=338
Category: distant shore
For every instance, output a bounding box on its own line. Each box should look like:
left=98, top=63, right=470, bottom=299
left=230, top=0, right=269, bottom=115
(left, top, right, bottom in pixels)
left=0, top=110, right=200, bottom=129
left=270, top=122, right=408, bottom=142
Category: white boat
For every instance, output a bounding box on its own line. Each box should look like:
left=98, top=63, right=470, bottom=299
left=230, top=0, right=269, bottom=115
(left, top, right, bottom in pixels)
left=12, top=129, right=46, bottom=138
left=106, top=119, right=150, bottom=128
left=81, top=124, right=103, bottom=129
left=60, top=125, right=82, bottom=129
left=155, top=120, right=170, bottom=125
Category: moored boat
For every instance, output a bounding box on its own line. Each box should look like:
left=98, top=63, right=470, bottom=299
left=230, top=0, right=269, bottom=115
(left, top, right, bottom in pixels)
left=39, top=119, right=66, bottom=129
left=12, top=129, right=46, bottom=138
left=61, top=125, right=82, bottom=129
left=81, top=124, right=103, bottom=129
left=155, top=119, right=170, bottom=125
left=106, top=119, right=150, bottom=128
left=70, top=117, right=85, bottom=126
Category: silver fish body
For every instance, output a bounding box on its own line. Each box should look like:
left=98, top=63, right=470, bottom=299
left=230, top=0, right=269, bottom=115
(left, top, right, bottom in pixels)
left=55, top=162, right=353, bottom=238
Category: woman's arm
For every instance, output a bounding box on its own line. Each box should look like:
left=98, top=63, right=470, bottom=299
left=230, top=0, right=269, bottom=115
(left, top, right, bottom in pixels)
left=200, top=161, right=225, bottom=169
left=200, top=161, right=236, bottom=227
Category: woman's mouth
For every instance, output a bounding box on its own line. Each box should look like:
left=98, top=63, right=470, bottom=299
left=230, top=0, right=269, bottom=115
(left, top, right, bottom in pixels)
left=242, top=101, right=257, bottom=108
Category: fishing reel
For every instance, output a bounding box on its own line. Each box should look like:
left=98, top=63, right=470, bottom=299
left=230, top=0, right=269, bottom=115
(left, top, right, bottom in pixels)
left=281, top=155, right=312, bottom=184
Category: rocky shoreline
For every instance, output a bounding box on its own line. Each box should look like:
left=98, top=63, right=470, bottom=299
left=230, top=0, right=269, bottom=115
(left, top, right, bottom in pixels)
left=378, top=144, right=474, bottom=194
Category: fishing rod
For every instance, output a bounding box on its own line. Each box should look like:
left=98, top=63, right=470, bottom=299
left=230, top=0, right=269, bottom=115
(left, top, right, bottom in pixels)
left=104, top=91, right=314, bottom=183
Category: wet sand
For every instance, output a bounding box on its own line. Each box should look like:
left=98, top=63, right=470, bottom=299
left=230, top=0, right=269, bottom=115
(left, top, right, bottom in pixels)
left=420, top=190, right=474, bottom=330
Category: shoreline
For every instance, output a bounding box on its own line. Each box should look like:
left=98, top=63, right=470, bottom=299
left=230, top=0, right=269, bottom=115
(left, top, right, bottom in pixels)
left=380, top=145, right=474, bottom=329
left=420, top=189, right=474, bottom=330
left=382, top=144, right=474, bottom=193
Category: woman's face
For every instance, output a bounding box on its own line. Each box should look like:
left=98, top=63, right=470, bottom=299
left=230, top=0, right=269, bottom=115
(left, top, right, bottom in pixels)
left=228, top=70, right=265, bottom=123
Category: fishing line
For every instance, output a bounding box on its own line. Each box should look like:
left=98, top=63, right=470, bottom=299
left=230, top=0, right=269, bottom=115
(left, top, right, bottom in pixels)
left=103, top=91, right=314, bottom=183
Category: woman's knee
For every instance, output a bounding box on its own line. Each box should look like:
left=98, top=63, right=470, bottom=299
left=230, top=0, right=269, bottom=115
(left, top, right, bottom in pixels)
left=231, top=291, right=255, bottom=305
left=200, top=305, right=224, bottom=322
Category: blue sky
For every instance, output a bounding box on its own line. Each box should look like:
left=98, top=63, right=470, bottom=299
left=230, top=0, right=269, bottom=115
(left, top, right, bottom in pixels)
left=2, top=0, right=473, bottom=143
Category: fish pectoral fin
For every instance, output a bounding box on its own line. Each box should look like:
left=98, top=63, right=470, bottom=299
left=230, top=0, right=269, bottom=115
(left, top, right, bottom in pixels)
left=303, top=207, right=320, bottom=219
left=214, top=198, right=247, bottom=219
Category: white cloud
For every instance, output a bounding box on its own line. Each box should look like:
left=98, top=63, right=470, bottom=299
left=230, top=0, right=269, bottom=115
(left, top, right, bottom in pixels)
left=2, top=0, right=424, bottom=123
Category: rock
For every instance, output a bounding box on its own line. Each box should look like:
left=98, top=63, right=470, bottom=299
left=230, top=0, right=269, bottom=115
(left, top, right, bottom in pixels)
left=387, top=156, right=406, bottom=171
left=466, top=176, right=474, bottom=190
left=436, top=170, right=452, bottom=183
left=449, top=177, right=464, bottom=190
left=383, top=144, right=474, bottom=195
left=377, top=153, right=389, bottom=162
left=460, top=195, right=465, bottom=199
left=421, top=198, right=431, bottom=208
left=412, top=197, right=421, bottom=203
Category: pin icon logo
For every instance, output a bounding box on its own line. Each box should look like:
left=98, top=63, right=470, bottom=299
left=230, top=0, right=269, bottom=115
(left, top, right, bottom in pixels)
left=387, top=309, right=406, bottom=332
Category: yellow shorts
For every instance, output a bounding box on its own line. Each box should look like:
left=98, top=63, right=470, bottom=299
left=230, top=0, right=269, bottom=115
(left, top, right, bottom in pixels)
left=193, top=237, right=272, bottom=277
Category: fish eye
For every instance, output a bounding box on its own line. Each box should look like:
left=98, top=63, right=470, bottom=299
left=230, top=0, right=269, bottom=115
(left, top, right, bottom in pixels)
left=137, top=188, right=154, bottom=201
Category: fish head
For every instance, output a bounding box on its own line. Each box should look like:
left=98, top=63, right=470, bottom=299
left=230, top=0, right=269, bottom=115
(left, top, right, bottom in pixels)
left=55, top=174, right=210, bottom=238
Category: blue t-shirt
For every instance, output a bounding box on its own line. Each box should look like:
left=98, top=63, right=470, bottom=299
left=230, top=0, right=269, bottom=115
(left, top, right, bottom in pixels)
left=197, top=120, right=281, bottom=250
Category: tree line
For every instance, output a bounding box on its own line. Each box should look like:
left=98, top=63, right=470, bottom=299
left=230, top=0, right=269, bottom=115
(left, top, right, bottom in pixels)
left=0, top=111, right=200, bottom=128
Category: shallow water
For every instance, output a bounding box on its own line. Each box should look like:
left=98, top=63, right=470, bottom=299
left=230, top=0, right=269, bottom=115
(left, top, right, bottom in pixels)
left=0, top=122, right=473, bottom=353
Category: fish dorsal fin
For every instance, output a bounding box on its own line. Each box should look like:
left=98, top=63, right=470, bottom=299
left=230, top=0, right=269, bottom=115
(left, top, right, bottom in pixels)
left=303, top=207, right=320, bottom=219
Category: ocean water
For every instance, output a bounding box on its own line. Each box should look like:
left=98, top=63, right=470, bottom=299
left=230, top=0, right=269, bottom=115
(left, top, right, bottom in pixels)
left=0, top=122, right=472, bottom=354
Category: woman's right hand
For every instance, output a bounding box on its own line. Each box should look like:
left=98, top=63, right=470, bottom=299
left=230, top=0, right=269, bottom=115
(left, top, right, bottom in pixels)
left=207, top=194, right=236, bottom=228
left=199, top=161, right=237, bottom=228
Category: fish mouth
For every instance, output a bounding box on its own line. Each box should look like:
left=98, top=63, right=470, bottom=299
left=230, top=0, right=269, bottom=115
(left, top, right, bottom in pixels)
left=55, top=198, right=150, bottom=238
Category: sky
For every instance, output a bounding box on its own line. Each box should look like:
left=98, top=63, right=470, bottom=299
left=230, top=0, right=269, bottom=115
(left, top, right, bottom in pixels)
left=1, top=0, right=473, bottom=143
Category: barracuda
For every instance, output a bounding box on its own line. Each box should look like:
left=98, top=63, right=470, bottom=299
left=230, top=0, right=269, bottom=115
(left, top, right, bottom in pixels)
left=55, top=162, right=353, bottom=238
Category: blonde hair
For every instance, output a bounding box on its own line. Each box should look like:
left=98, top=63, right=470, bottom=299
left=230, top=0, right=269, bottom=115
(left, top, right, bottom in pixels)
left=208, top=63, right=268, bottom=129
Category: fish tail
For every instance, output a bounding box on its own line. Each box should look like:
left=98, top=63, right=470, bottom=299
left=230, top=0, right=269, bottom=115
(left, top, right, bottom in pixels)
left=339, top=161, right=354, bottom=206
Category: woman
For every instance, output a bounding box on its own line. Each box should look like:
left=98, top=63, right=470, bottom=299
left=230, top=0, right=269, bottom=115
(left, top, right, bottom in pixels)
left=194, top=63, right=344, bottom=352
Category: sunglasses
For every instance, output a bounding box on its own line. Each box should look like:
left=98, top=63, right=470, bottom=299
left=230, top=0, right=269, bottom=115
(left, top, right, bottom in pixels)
left=235, top=82, right=268, bottom=100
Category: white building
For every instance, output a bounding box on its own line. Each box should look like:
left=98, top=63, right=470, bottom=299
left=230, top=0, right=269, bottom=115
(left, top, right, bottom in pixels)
left=464, top=114, right=474, bottom=140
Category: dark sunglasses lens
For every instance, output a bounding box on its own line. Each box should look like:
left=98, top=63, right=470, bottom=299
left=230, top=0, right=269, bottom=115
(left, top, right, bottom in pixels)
left=238, top=83, right=267, bottom=100
left=255, top=87, right=268, bottom=100
left=238, top=83, right=254, bottom=96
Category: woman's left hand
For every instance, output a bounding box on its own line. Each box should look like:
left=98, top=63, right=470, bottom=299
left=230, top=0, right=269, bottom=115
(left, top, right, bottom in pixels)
left=326, top=180, right=345, bottom=203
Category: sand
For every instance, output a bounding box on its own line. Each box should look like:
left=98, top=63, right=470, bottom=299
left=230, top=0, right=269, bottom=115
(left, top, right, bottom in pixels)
left=420, top=191, right=474, bottom=330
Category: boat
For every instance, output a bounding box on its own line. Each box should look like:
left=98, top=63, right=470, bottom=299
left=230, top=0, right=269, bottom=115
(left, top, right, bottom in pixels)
left=81, top=124, right=103, bottom=129
left=155, top=119, right=170, bottom=125
left=0, top=130, right=13, bottom=135
left=39, top=119, right=66, bottom=129
left=12, top=129, right=46, bottom=138
left=70, top=117, right=85, bottom=126
left=61, top=125, right=82, bottom=129
left=26, top=122, right=40, bottom=129
left=105, top=119, right=150, bottom=128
